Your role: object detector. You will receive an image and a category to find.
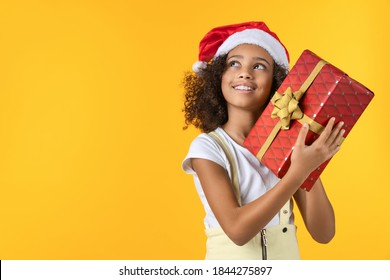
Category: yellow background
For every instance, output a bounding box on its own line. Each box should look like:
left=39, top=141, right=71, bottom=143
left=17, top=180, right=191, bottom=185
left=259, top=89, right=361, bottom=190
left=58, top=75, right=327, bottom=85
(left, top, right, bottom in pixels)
left=0, top=0, right=389, bottom=259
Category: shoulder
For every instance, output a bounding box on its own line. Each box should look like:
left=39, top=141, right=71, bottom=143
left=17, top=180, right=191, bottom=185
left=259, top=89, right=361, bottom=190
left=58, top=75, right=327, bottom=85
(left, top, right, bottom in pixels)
left=189, top=131, right=224, bottom=155
left=182, top=129, right=227, bottom=174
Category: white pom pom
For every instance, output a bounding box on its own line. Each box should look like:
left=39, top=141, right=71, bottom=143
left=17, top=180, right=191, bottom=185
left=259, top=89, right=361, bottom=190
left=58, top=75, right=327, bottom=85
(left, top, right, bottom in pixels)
left=192, top=61, right=207, bottom=73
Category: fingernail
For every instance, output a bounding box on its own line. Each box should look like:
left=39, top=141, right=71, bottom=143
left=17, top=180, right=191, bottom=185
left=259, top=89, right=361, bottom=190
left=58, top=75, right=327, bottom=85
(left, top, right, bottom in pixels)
left=303, top=123, right=308, bottom=128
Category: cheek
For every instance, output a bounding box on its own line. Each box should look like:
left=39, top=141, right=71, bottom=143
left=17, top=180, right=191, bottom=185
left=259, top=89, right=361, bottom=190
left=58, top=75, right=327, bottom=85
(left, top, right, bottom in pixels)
left=221, top=76, right=230, bottom=93
left=260, top=75, right=274, bottom=92
left=266, top=80, right=273, bottom=93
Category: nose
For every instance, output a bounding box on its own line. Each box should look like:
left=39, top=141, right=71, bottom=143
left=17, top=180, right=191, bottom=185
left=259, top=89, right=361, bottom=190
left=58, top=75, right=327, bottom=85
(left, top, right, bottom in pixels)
left=238, top=67, right=253, bottom=79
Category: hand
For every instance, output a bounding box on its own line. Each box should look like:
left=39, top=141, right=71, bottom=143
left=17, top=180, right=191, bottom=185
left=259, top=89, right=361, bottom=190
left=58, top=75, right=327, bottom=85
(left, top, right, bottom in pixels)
left=290, top=117, right=345, bottom=178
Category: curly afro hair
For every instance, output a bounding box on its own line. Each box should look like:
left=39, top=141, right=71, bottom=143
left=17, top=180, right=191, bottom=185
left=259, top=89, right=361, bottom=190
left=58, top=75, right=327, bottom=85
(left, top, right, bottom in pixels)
left=183, top=54, right=288, bottom=133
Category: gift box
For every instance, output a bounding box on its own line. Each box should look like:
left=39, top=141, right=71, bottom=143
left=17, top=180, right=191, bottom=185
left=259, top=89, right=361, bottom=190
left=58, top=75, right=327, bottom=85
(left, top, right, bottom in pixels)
left=243, top=49, right=374, bottom=191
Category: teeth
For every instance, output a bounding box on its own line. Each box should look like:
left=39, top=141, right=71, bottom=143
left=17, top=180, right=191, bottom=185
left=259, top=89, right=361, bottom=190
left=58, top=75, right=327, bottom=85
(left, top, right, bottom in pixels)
left=234, top=85, right=253, bottom=90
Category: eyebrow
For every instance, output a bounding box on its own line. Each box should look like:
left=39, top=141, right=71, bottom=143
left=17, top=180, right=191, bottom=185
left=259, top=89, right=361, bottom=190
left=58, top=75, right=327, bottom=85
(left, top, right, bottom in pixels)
left=227, top=54, right=272, bottom=66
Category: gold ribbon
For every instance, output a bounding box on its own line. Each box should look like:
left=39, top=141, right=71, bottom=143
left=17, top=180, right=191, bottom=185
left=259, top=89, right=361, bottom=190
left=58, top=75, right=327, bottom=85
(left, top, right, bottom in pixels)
left=257, top=60, right=333, bottom=161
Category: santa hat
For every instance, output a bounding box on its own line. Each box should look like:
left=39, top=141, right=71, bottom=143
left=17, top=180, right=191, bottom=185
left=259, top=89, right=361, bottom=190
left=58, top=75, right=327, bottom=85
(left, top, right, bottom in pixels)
left=193, top=21, right=290, bottom=73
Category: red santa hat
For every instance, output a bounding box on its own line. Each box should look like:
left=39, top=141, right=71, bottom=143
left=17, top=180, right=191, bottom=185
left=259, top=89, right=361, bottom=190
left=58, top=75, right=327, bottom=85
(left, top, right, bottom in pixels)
left=193, top=21, right=290, bottom=73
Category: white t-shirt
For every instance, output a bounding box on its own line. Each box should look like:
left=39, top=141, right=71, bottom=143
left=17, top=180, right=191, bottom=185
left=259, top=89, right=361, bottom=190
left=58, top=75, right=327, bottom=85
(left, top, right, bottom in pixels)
left=183, top=127, right=292, bottom=229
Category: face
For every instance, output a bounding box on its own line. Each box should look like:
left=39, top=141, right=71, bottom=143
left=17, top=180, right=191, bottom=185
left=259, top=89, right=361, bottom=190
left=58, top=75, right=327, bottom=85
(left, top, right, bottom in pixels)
left=221, top=44, right=274, bottom=114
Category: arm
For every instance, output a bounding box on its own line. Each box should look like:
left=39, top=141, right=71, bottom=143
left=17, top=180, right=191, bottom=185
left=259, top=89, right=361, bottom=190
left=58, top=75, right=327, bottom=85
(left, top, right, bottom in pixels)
left=192, top=118, right=344, bottom=246
left=192, top=156, right=306, bottom=245
left=293, top=178, right=335, bottom=243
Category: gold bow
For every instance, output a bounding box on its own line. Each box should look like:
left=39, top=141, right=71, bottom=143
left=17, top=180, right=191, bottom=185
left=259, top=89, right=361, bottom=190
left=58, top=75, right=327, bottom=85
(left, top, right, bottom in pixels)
left=271, top=87, right=304, bottom=129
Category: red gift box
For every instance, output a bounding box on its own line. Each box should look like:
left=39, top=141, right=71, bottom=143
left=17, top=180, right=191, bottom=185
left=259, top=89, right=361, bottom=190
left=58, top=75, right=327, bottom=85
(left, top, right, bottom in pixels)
left=243, top=50, right=374, bottom=191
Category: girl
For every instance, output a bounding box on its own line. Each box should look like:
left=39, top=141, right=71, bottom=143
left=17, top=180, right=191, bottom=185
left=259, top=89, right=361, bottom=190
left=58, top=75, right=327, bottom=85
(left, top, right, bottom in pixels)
left=182, top=21, right=344, bottom=259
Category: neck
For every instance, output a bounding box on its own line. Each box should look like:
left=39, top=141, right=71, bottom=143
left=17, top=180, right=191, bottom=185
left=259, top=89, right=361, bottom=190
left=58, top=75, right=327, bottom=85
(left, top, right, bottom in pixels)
left=222, top=107, right=262, bottom=146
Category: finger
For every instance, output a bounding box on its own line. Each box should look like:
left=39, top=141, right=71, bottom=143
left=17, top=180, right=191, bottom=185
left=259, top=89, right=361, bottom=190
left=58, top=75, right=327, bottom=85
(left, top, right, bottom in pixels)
left=316, top=117, right=335, bottom=145
left=330, top=128, right=345, bottom=149
left=325, top=127, right=345, bottom=158
left=328, top=142, right=342, bottom=159
left=295, top=123, right=309, bottom=148
left=325, top=121, right=344, bottom=147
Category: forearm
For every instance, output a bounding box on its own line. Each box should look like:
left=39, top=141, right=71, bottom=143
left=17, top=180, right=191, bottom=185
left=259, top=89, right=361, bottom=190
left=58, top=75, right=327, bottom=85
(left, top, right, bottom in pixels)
left=229, top=167, right=308, bottom=245
left=294, top=179, right=335, bottom=243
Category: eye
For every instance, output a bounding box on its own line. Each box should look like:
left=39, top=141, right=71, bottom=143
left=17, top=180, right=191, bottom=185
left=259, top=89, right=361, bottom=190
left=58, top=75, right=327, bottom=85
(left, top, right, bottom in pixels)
left=254, top=63, right=266, bottom=70
left=228, top=60, right=240, bottom=67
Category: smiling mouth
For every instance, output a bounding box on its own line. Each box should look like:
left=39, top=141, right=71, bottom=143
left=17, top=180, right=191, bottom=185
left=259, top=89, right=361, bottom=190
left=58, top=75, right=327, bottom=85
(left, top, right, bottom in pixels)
left=233, top=85, right=255, bottom=91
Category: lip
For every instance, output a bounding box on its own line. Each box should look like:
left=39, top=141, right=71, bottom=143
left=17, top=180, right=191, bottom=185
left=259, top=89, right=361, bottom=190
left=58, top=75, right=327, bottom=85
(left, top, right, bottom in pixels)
left=232, top=83, right=256, bottom=91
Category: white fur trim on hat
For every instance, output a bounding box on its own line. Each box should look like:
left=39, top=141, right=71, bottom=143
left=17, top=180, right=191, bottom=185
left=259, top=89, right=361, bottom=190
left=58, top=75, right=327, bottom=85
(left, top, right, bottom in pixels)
left=215, top=29, right=289, bottom=69
left=192, top=61, right=208, bottom=73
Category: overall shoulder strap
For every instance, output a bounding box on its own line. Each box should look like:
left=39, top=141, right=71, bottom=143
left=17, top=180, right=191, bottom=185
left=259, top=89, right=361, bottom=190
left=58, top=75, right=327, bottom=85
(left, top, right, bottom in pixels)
left=208, top=131, right=242, bottom=206
left=279, top=199, right=291, bottom=225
